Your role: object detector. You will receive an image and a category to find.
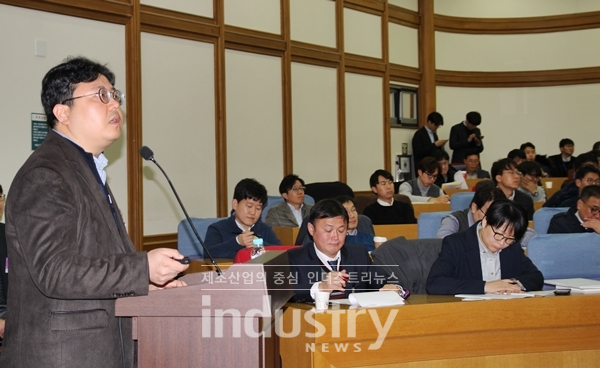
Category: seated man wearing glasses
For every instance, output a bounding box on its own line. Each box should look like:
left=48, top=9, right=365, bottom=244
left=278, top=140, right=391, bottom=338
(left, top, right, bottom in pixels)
left=463, top=150, right=490, bottom=179
left=516, top=160, right=546, bottom=202
left=427, top=199, right=544, bottom=295
left=399, top=157, right=450, bottom=203
left=265, top=174, right=312, bottom=228
left=548, top=185, right=600, bottom=234
left=544, top=165, right=600, bottom=208
left=363, top=169, right=417, bottom=225
left=491, top=158, right=535, bottom=220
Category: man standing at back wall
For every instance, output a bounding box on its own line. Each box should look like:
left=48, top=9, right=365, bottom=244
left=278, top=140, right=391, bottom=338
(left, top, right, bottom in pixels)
left=0, top=57, right=188, bottom=368
left=449, top=111, right=483, bottom=164
left=412, top=111, right=447, bottom=166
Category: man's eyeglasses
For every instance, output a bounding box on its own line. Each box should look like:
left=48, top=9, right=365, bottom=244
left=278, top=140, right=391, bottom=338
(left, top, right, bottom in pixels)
left=490, top=225, right=516, bottom=246
left=290, top=186, right=306, bottom=192
left=61, top=87, right=124, bottom=106
left=424, top=172, right=438, bottom=180
left=504, top=170, right=523, bottom=177
left=583, top=178, right=600, bottom=185
left=581, top=200, right=600, bottom=215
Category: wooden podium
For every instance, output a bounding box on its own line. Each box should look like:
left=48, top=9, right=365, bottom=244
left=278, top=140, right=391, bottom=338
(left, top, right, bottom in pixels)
left=116, top=251, right=293, bottom=368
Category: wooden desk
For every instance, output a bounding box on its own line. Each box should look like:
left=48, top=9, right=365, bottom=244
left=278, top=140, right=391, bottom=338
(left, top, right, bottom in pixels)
left=412, top=203, right=450, bottom=218
left=273, top=226, right=300, bottom=245
left=185, top=258, right=233, bottom=274
left=542, top=177, right=567, bottom=199
left=465, top=178, right=486, bottom=189
left=373, top=224, right=418, bottom=240
left=280, top=294, right=600, bottom=367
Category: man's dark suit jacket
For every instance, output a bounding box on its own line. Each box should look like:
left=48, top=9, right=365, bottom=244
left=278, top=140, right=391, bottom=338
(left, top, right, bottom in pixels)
left=548, top=154, right=575, bottom=178
left=548, top=206, right=592, bottom=234
left=449, top=122, right=483, bottom=163
left=426, top=223, right=544, bottom=295
left=0, top=223, right=7, bottom=303
left=0, top=131, right=149, bottom=368
left=287, top=243, right=388, bottom=302
left=513, top=190, right=535, bottom=220
left=412, top=127, right=443, bottom=166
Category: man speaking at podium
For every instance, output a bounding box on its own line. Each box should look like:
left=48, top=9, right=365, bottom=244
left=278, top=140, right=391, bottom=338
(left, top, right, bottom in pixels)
left=0, top=57, right=188, bottom=368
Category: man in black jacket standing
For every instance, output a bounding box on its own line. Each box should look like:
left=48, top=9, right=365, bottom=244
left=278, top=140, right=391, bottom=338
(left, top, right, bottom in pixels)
left=449, top=111, right=483, bottom=164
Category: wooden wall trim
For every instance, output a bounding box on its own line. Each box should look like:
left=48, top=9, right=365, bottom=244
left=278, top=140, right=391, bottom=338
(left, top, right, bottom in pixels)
left=0, top=0, right=132, bottom=24
left=435, top=11, right=600, bottom=35
left=214, top=0, right=228, bottom=217
left=140, top=5, right=219, bottom=40
left=291, top=41, right=341, bottom=64
left=345, top=54, right=386, bottom=75
left=388, top=4, right=419, bottom=27
left=224, top=25, right=286, bottom=55
left=382, top=1, right=391, bottom=171
left=143, top=233, right=177, bottom=252
left=281, top=0, right=293, bottom=175
left=389, top=64, right=421, bottom=85
left=436, top=67, right=600, bottom=88
left=337, top=0, right=347, bottom=182
left=418, top=0, right=435, bottom=127
left=344, top=0, right=384, bottom=15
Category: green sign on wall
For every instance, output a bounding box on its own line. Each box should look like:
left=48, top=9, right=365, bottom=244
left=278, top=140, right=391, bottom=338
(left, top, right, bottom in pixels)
left=31, top=113, right=48, bottom=150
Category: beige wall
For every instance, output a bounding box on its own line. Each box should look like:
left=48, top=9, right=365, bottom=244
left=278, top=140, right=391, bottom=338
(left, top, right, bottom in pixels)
left=434, top=0, right=600, bottom=17
left=225, top=0, right=280, bottom=34
left=140, top=0, right=213, bottom=18
left=290, top=0, right=336, bottom=48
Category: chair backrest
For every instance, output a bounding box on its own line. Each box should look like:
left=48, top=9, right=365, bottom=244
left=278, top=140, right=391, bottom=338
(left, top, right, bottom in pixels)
left=533, top=207, right=569, bottom=234
left=417, top=211, right=451, bottom=238
left=260, top=195, right=315, bottom=223
left=304, top=181, right=354, bottom=203
left=450, top=192, right=474, bottom=212
left=527, top=233, right=600, bottom=279
left=371, top=237, right=443, bottom=294
left=177, top=217, right=225, bottom=258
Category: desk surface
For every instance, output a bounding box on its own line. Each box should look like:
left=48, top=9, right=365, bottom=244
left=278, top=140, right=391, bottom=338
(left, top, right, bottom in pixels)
left=280, top=294, right=600, bottom=367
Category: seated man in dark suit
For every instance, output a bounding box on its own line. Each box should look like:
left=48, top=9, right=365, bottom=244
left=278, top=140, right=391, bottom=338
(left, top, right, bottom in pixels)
left=548, top=138, right=576, bottom=178
left=491, top=158, right=535, bottom=220
left=463, top=149, right=490, bottom=179
left=363, top=169, right=417, bottom=225
left=334, top=195, right=375, bottom=251
left=265, top=174, right=312, bottom=228
left=411, top=111, right=447, bottom=166
left=544, top=165, right=600, bottom=208
left=287, top=199, right=408, bottom=302
left=548, top=185, right=600, bottom=234
left=205, top=178, right=281, bottom=258
left=427, top=199, right=544, bottom=295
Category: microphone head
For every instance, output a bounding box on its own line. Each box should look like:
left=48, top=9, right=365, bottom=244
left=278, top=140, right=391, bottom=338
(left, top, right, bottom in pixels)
left=140, top=146, right=154, bottom=161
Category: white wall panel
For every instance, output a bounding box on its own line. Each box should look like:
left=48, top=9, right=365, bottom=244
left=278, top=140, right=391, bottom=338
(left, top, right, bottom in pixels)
left=344, top=8, right=382, bottom=59
left=388, top=23, right=419, bottom=68
left=437, top=85, right=600, bottom=174
left=0, top=4, right=127, bottom=222
left=226, top=50, right=283, bottom=199
left=141, top=0, right=212, bottom=18
left=389, top=0, right=418, bottom=12
left=291, top=63, right=338, bottom=183
left=290, top=0, right=336, bottom=48
left=436, top=29, right=600, bottom=72
left=225, top=0, right=280, bottom=34
left=141, top=33, right=216, bottom=234
left=345, top=73, right=384, bottom=191
left=434, top=0, right=600, bottom=18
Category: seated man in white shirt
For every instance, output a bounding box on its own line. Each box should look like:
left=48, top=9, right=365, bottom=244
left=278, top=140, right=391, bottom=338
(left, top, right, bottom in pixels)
left=399, top=157, right=450, bottom=203
left=265, top=174, right=312, bottom=227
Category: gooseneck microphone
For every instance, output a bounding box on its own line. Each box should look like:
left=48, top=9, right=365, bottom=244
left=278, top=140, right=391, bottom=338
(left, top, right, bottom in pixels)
left=140, top=146, right=222, bottom=275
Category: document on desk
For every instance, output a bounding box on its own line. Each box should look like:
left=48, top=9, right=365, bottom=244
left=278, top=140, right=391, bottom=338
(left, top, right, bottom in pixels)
left=545, top=278, right=600, bottom=293
left=455, top=291, right=552, bottom=301
left=348, top=292, right=405, bottom=307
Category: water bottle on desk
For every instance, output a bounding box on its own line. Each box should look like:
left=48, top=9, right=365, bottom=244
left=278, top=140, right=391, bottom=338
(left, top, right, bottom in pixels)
left=251, top=237, right=266, bottom=259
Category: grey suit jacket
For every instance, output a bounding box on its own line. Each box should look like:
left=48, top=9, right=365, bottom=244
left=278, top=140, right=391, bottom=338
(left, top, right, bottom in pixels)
left=0, top=131, right=149, bottom=368
left=265, top=201, right=312, bottom=227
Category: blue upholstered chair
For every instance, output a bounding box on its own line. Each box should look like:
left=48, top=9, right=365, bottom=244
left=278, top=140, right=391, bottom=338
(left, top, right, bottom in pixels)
left=260, top=194, right=315, bottom=223
left=533, top=207, right=569, bottom=234
left=177, top=217, right=225, bottom=258
left=527, top=233, right=600, bottom=279
left=417, top=211, right=451, bottom=239
left=450, top=192, right=474, bottom=212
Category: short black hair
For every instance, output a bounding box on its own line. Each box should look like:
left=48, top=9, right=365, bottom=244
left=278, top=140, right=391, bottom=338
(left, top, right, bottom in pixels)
left=559, top=138, right=574, bottom=148
left=278, top=174, right=305, bottom=194
left=520, top=142, right=535, bottom=151
left=576, top=166, right=600, bottom=181
left=41, top=56, right=116, bottom=129
left=417, top=157, right=440, bottom=174
left=233, top=178, right=268, bottom=206
left=471, top=185, right=506, bottom=210
left=369, top=169, right=394, bottom=188
left=491, top=158, right=517, bottom=184
left=574, top=153, right=599, bottom=170
left=427, top=111, right=444, bottom=126
left=580, top=185, right=600, bottom=202
left=517, top=161, right=542, bottom=177
left=466, top=111, right=481, bottom=126
left=484, top=198, right=528, bottom=241
left=432, top=149, right=450, bottom=162
left=593, top=141, right=600, bottom=151
left=334, top=195, right=356, bottom=207
left=309, top=199, right=349, bottom=226
left=464, top=149, right=481, bottom=160
left=507, top=149, right=526, bottom=161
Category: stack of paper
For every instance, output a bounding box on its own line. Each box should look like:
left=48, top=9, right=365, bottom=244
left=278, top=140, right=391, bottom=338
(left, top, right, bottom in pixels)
left=545, top=278, right=600, bottom=294
left=455, top=293, right=537, bottom=301
left=442, top=181, right=464, bottom=191
left=348, top=291, right=405, bottom=307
